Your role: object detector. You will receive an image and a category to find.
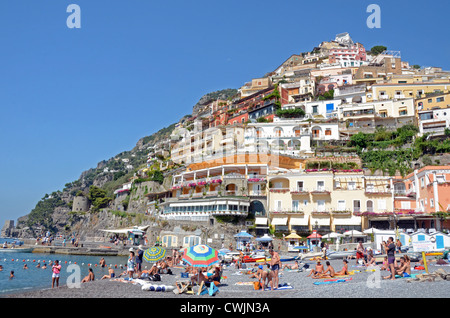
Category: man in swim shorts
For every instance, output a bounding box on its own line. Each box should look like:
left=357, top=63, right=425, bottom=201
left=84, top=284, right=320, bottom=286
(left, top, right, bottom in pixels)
left=307, top=260, right=324, bottom=278
left=319, top=261, right=335, bottom=278
left=383, top=237, right=396, bottom=280
left=269, top=249, right=281, bottom=290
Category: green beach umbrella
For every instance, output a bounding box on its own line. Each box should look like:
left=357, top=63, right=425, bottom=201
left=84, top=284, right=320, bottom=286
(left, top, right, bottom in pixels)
left=182, top=244, right=219, bottom=268
left=143, top=246, right=166, bottom=263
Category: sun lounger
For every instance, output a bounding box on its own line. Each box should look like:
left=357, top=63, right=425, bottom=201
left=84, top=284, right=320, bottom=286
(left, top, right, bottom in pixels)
left=174, top=280, right=194, bottom=295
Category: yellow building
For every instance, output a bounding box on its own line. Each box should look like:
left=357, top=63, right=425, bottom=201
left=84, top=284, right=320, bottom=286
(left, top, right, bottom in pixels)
left=415, top=92, right=450, bottom=118
left=370, top=82, right=450, bottom=102
left=267, top=170, right=394, bottom=234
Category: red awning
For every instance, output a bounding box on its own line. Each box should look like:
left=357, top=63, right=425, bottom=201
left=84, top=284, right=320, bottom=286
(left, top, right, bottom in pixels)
left=307, top=231, right=322, bottom=239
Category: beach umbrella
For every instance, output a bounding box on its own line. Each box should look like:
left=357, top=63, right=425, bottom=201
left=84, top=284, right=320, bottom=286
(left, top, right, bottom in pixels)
left=322, top=232, right=343, bottom=239
left=363, top=228, right=380, bottom=235
left=143, top=246, right=166, bottom=263
left=182, top=244, right=219, bottom=268
left=233, top=231, right=254, bottom=239
left=255, top=234, right=273, bottom=242
left=343, top=230, right=366, bottom=243
left=343, top=230, right=365, bottom=237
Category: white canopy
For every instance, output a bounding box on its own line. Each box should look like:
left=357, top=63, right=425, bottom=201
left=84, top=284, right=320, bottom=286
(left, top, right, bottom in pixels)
left=271, top=217, right=288, bottom=226
left=322, top=232, right=343, bottom=239
left=363, top=227, right=382, bottom=234
left=289, top=217, right=308, bottom=226
left=255, top=217, right=268, bottom=225
left=343, top=230, right=366, bottom=237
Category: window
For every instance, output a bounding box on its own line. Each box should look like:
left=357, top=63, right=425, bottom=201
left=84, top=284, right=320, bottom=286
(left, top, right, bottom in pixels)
left=428, top=99, right=433, bottom=103
left=437, top=175, right=446, bottom=183
left=378, top=200, right=386, bottom=210
left=292, top=200, right=299, bottom=212
left=401, top=201, right=411, bottom=209
left=348, top=181, right=356, bottom=190
left=297, top=181, right=304, bottom=191
left=353, top=200, right=361, bottom=213
left=430, top=199, right=434, bottom=207
left=399, top=109, right=408, bottom=116
left=421, top=178, right=425, bottom=188
left=366, top=183, right=374, bottom=192
left=312, top=105, right=318, bottom=114
left=317, top=181, right=325, bottom=191
left=335, top=180, right=341, bottom=189
left=437, top=97, right=444, bottom=102
left=337, top=200, right=346, bottom=211
left=274, top=182, right=283, bottom=189
left=317, top=200, right=325, bottom=212
left=275, top=200, right=282, bottom=211
left=325, top=129, right=332, bottom=136
left=303, top=200, right=308, bottom=207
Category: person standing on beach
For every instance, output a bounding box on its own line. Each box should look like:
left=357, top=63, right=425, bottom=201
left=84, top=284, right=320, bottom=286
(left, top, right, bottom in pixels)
left=383, top=237, right=396, bottom=280
left=127, top=251, right=136, bottom=279
left=52, top=260, right=61, bottom=288
left=269, top=249, right=281, bottom=290
left=136, top=245, right=144, bottom=276
left=356, top=241, right=365, bottom=265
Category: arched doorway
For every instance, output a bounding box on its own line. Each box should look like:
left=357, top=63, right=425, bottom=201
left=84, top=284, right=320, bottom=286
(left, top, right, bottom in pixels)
left=249, top=200, right=266, bottom=217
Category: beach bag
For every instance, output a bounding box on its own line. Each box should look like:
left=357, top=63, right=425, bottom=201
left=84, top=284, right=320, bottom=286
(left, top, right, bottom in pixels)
left=152, top=274, right=161, bottom=281
left=253, top=281, right=261, bottom=290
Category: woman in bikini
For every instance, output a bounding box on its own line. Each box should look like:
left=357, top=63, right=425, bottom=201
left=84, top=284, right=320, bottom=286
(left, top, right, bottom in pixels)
left=335, top=259, right=349, bottom=276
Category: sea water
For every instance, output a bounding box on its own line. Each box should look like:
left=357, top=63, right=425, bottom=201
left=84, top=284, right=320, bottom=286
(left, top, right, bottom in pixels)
left=0, top=250, right=129, bottom=296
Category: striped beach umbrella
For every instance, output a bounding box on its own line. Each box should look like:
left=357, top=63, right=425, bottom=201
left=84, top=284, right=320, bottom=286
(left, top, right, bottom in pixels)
left=143, top=246, right=166, bottom=263
left=182, top=244, right=219, bottom=268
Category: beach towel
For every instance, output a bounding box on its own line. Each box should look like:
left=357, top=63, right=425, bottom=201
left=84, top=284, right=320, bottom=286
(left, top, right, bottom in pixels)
left=235, top=281, right=254, bottom=285
left=265, top=283, right=293, bottom=290
left=314, top=278, right=351, bottom=285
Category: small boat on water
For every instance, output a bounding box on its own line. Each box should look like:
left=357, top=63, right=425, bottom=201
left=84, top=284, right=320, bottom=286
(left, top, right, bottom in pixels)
left=0, top=247, right=34, bottom=253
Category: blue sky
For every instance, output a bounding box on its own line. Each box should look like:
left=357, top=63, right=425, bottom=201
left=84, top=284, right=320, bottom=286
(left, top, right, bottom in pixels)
left=0, top=0, right=449, bottom=227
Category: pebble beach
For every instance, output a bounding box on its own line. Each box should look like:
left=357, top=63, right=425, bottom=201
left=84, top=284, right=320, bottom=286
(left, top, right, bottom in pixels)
left=4, top=259, right=450, bottom=299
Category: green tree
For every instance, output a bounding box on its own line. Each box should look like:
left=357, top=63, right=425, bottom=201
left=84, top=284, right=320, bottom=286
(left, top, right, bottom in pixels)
left=369, top=45, right=387, bottom=55
left=89, top=186, right=111, bottom=212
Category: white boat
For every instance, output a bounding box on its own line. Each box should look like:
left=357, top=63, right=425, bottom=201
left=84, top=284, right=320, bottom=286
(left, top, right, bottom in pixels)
left=326, top=250, right=356, bottom=260
left=0, top=247, right=34, bottom=253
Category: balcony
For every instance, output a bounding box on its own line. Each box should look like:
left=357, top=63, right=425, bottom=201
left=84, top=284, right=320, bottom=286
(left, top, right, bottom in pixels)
left=270, top=209, right=304, bottom=215
left=247, top=175, right=267, bottom=182
left=311, top=210, right=331, bottom=216
left=269, top=188, right=290, bottom=193
left=310, top=187, right=331, bottom=195
left=204, top=191, right=219, bottom=197
left=365, top=189, right=391, bottom=195
left=249, top=190, right=266, bottom=197
left=290, top=188, right=309, bottom=195
left=223, top=173, right=246, bottom=179
left=331, top=209, right=352, bottom=215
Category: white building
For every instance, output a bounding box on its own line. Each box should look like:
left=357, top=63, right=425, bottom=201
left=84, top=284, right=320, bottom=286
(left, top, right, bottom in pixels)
left=418, top=107, right=450, bottom=137
left=243, top=119, right=340, bottom=156
left=282, top=99, right=343, bottom=119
